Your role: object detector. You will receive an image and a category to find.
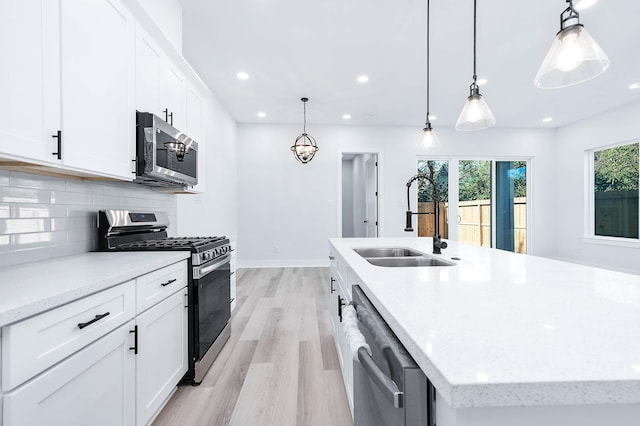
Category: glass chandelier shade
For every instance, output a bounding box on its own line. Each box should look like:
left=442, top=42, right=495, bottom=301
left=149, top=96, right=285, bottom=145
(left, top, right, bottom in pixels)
left=291, top=97, right=319, bottom=164
left=455, top=0, right=495, bottom=131
left=534, top=15, right=609, bottom=89
left=455, top=83, right=496, bottom=131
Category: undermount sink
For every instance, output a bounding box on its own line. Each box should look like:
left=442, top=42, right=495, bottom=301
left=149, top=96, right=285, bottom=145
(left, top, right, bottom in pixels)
left=353, top=246, right=456, bottom=267
left=353, top=247, right=424, bottom=258
left=365, top=257, right=455, bottom=267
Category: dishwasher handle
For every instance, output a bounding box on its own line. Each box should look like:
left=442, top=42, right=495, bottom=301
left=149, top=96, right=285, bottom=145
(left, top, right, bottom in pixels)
left=357, top=346, right=404, bottom=409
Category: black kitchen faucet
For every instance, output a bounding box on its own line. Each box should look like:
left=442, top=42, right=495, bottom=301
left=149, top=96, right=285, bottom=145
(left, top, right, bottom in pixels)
left=404, top=171, right=448, bottom=255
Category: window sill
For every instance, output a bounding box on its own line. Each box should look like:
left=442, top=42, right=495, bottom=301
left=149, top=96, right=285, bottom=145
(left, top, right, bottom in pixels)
left=582, top=236, right=640, bottom=248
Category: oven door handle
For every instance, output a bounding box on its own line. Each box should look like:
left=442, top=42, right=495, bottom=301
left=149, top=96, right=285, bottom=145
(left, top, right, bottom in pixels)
left=194, top=253, right=231, bottom=279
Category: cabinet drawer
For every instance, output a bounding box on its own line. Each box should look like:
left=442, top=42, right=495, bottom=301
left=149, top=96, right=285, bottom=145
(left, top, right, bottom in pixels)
left=136, top=260, right=187, bottom=314
left=1, top=280, right=135, bottom=391
left=3, top=320, right=135, bottom=426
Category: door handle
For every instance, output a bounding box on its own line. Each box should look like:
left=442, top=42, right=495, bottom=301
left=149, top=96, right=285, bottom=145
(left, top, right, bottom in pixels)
left=52, top=130, right=62, bottom=159
left=330, top=277, right=336, bottom=293
left=338, top=295, right=346, bottom=322
left=357, top=346, right=404, bottom=408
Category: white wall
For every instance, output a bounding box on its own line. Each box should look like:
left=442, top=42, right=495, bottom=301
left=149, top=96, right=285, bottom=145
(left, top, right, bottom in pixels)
left=555, top=100, right=640, bottom=274
left=237, top=124, right=556, bottom=267
left=177, top=95, right=237, bottom=240
left=136, top=0, right=183, bottom=53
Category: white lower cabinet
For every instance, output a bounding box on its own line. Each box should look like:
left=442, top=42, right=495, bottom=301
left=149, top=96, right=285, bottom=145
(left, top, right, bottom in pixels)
left=0, top=260, right=189, bottom=426
left=136, top=289, right=188, bottom=425
left=329, top=256, right=354, bottom=416
left=3, top=320, right=136, bottom=426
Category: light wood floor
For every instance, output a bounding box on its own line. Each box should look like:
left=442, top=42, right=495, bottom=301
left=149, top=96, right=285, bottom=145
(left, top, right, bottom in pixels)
left=153, top=267, right=353, bottom=426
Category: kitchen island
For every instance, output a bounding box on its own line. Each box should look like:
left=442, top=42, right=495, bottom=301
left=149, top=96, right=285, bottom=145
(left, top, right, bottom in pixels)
left=329, top=237, right=640, bottom=426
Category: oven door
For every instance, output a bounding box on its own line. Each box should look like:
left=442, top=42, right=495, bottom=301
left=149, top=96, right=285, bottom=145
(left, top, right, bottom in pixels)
left=193, top=254, right=231, bottom=364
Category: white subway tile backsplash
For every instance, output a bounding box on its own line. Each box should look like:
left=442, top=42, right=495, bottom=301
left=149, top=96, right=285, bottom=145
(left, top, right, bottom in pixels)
left=0, top=187, right=53, bottom=204
left=0, top=169, right=176, bottom=267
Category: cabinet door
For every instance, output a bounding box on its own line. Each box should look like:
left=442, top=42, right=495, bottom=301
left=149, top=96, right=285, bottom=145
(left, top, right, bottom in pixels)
left=3, top=321, right=136, bottom=426
left=162, top=60, right=187, bottom=131
left=135, top=25, right=164, bottom=117
left=186, top=85, right=205, bottom=192
left=0, top=0, right=60, bottom=163
left=59, top=0, right=135, bottom=180
left=135, top=289, right=188, bottom=426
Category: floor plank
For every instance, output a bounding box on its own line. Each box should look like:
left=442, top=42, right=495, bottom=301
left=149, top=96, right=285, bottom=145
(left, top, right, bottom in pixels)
left=153, top=266, right=352, bottom=426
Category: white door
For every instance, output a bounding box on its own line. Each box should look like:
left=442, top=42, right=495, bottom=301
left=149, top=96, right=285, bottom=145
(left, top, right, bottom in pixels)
left=60, top=0, right=135, bottom=180
left=364, top=156, right=378, bottom=237
left=135, top=24, right=164, bottom=117
left=163, top=60, right=187, bottom=130
left=0, top=0, right=60, bottom=164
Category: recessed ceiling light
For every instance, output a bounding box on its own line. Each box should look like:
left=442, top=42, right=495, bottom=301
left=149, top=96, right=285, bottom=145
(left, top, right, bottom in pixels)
left=629, top=83, right=640, bottom=90
left=342, top=114, right=351, bottom=120
left=236, top=72, right=250, bottom=80
left=428, top=115, right=437, bottom=120
left=257, top=112, right=266, bottom=118
left=542, top=117, right=553, bottom=123
left=575, top=0, right=597, bottom=10
left=357, top=75, right=369, bottom=83
left=476, top=78, right=488, bottom=86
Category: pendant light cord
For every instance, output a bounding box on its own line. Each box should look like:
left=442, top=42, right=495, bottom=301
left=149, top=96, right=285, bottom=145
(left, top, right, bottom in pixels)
left=425, top=0, right=431, bottom=122
left=473, top=0, right=477, bottom=83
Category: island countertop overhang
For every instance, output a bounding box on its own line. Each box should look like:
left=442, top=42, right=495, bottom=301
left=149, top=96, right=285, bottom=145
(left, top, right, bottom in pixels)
left=329, top=237, right=640, bottom=408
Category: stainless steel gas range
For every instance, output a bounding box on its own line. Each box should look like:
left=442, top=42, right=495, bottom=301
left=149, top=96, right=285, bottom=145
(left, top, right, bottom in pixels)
left=98, top=210, right=231, bottom=385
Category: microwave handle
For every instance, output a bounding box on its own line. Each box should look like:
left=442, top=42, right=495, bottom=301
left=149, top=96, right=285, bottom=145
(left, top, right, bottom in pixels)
left=163, top=108, right=174, bottom=126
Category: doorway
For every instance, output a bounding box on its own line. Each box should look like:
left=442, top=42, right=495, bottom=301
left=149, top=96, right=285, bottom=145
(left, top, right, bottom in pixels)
left=342, top=153, right=379, bottom=237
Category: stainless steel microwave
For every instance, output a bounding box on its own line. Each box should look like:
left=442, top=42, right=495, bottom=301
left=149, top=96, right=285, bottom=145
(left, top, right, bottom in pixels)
left=135, top=111, right=198, bottom=187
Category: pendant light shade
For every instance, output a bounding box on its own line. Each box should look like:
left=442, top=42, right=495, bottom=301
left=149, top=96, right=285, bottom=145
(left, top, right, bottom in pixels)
left=534, top=1, right=609, bottom=88
left=455, top=83, right=496, bottom=131
left=291, top=97, right=318, bottom=164
left=417, top=0, right=440, bottom=150
left=455, top=0, right=495, bottom=131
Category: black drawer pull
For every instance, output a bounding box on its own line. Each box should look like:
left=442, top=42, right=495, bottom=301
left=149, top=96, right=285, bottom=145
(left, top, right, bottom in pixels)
left=77, top=312, right=110, bottom=329
left=161, top=278, right=177, bottom=287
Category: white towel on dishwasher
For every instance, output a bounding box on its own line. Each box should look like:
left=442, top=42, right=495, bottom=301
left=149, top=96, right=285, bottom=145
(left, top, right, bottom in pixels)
left=341, top=305, right=371, bottom=360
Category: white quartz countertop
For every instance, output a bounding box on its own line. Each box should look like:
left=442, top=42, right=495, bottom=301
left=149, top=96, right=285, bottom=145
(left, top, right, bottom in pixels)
left=0, top=251, right=189, bottom=327
left=329, top=237, right=640, bottom=408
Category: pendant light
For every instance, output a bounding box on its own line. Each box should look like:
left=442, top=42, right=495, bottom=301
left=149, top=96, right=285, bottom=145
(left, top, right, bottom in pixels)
left=455, top=0, right=495, bottom=131
left=418, top=0, right=440, bottom=150
left=290, top=97, right=319, bottom=164
left=534, top=0, right=609, bottom=89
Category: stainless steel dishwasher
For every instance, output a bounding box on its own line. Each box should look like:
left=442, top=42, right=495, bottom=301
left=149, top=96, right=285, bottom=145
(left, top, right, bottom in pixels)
left=351, top=285, right=435, bottom=426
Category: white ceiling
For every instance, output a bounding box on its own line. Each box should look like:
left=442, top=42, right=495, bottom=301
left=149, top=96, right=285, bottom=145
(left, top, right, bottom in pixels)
left=179, top=0, right=640, bottom=129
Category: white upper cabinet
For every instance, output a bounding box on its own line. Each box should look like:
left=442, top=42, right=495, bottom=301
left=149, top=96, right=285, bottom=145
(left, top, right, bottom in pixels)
left=135, top=24, right=187, bottom=132
left=0, top=0, right=61, bottom=164
left=186, top=84, right=205, bottom=192
left=0, top=0, right=135, bottom=181
left=60, top=0, right=135, bottom=180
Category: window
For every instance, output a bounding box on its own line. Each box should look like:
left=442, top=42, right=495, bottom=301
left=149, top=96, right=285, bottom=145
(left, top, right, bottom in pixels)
left=417, top=158, right=528, bottom=253
left=588, top=141, right=639, bottom=240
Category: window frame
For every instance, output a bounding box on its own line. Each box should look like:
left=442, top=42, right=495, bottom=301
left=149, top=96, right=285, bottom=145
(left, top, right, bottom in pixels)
left=584, top=139, right=640, bottom=248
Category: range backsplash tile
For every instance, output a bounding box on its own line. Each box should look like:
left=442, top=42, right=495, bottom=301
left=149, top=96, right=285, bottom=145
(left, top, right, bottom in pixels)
left=0, top=169, right=177, bottom=268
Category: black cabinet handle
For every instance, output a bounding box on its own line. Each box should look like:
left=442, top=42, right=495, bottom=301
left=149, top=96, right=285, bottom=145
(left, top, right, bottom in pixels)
left=330, top=277, right=336, bottom=294
left=163, top=108, right=169, bottom=123
left=161, top=278, right=177, bottom=287
left=52, top=130, right=62, bottom=160
left=129, top=325, right=138, bottom=354
left=169, top=112, right=173, bottom=126
left=77, top=312, right=110, bottom=329
left=338, top=295, right=346, bottom=322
